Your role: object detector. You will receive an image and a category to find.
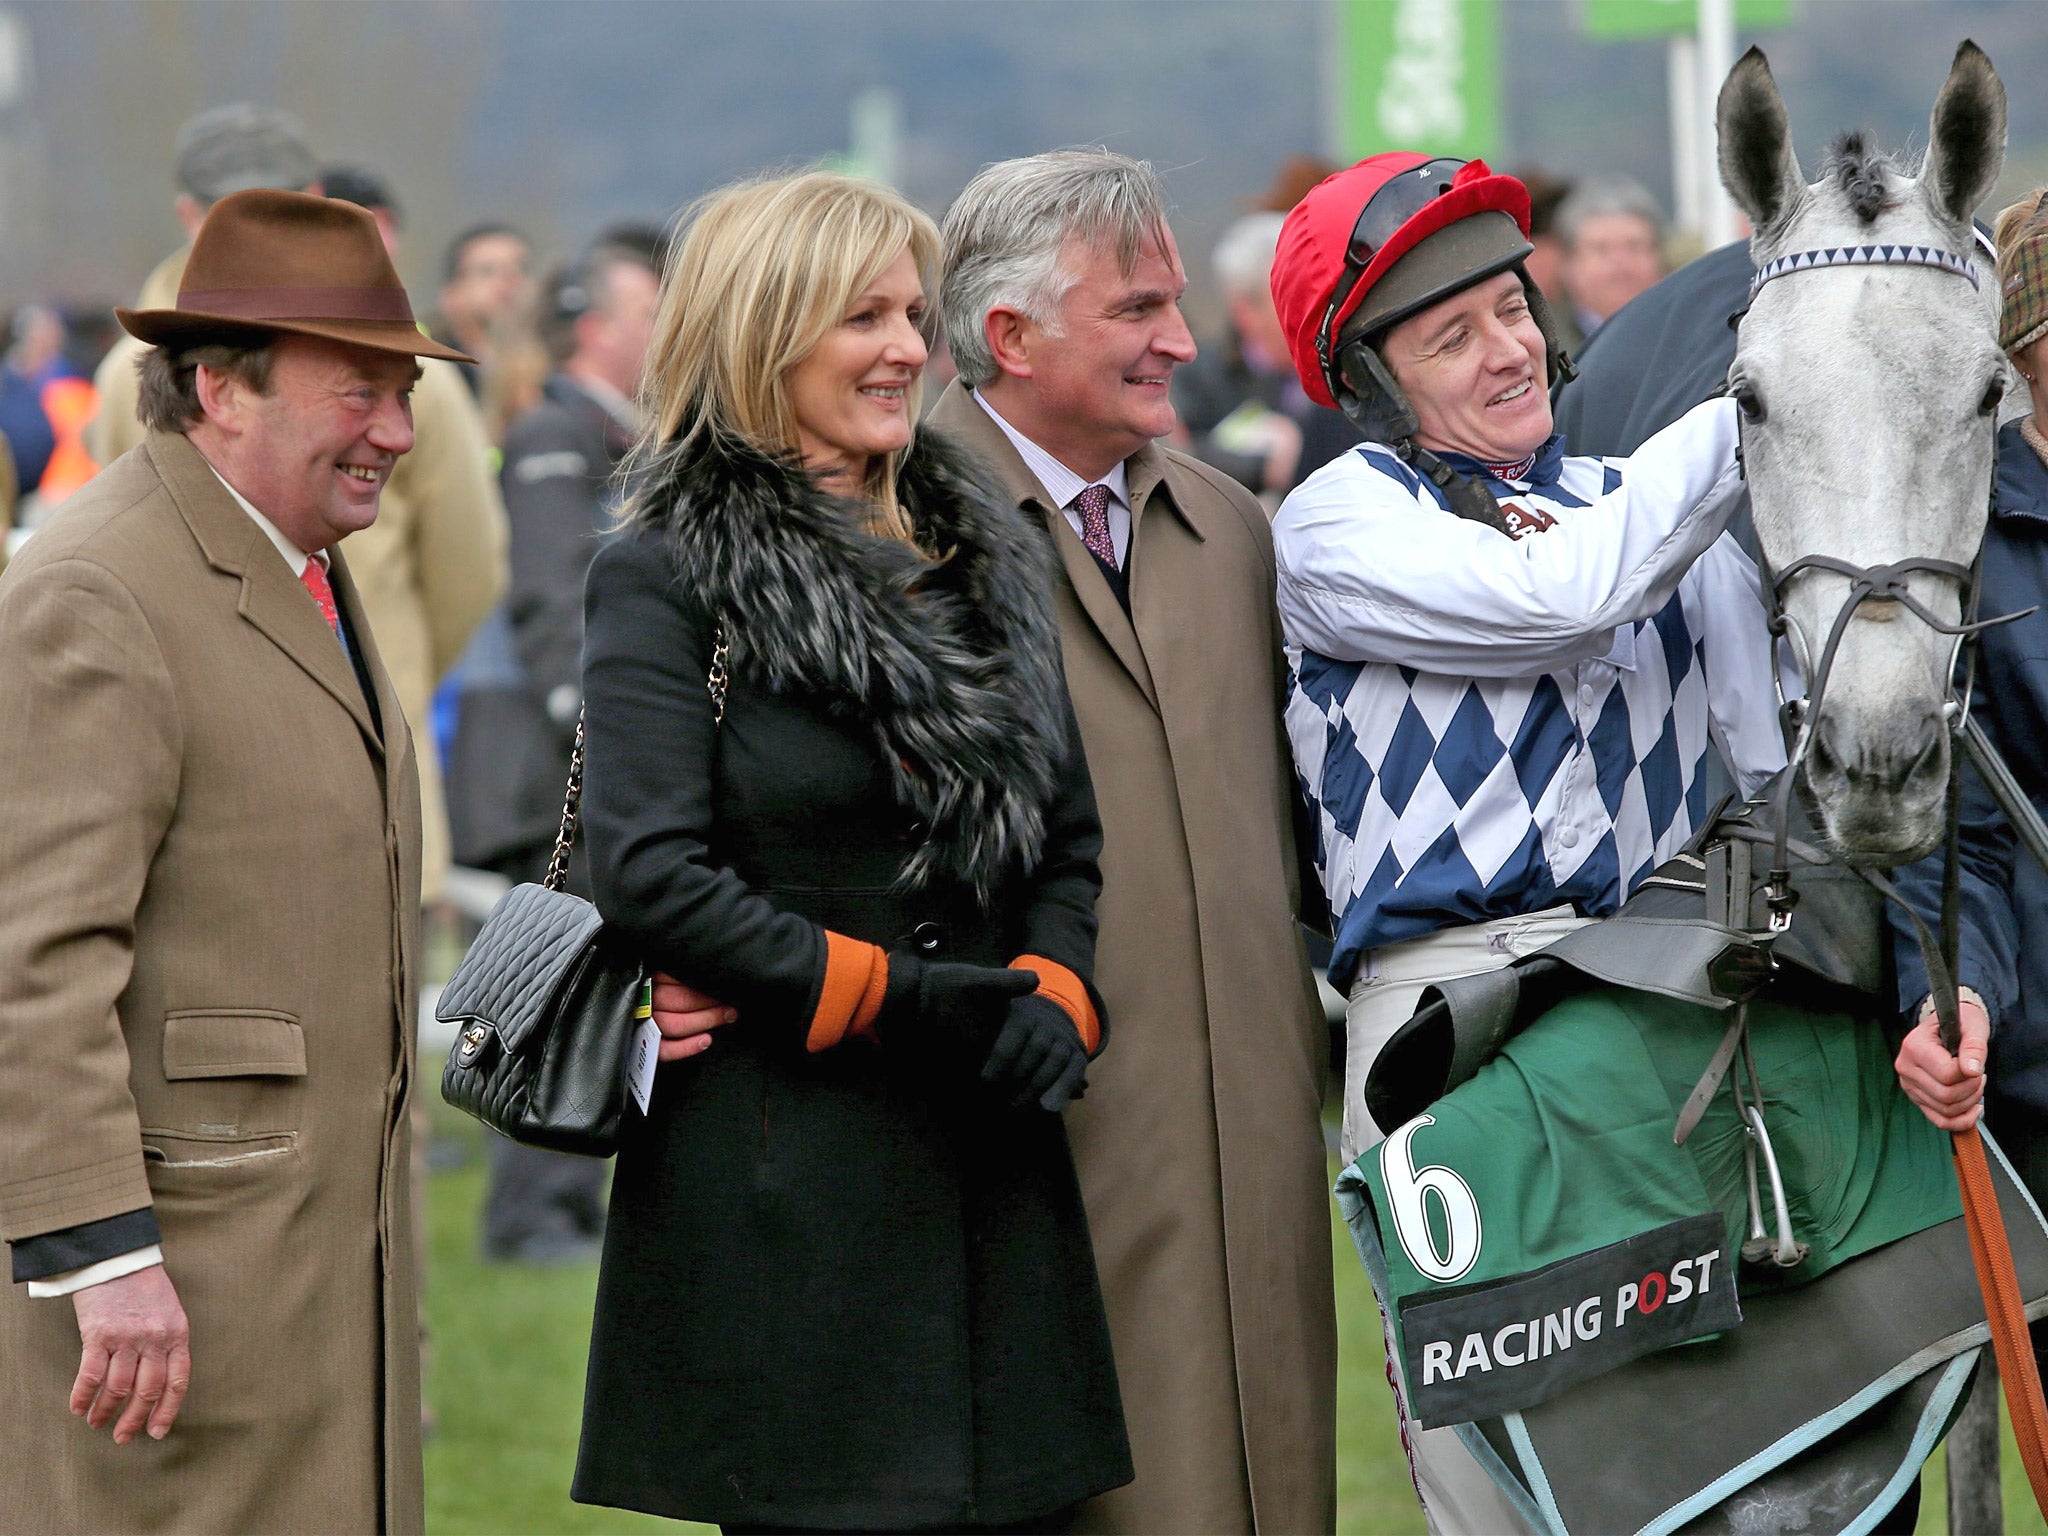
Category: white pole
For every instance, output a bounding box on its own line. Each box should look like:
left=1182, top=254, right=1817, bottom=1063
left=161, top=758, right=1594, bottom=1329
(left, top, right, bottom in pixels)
left=1668, top=33, right=1701, bottom=241
left=1322, top=0, right=1349, bottom=162
left=849, top=87, right=902, bottom=188
left=1698, top=0, right=1738, bottom=247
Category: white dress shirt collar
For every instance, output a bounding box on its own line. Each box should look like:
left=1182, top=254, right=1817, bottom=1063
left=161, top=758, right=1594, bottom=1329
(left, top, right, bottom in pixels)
left=971, top=388, right=1129, bottom=510
left=203, top=461, right=324, bottom=576
left=971, top=389, right=1131, bottom=566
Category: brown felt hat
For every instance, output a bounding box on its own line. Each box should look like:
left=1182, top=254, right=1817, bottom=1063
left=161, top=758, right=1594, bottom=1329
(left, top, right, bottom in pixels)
left=117, top=189, right=472, bottom=362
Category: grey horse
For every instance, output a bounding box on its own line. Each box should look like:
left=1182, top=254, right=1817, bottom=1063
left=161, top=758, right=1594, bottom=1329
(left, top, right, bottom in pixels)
left=1717, top=41, right=2009, bottom=865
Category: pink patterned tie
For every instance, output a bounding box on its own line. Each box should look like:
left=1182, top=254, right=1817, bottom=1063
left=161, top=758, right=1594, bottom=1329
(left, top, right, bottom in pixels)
left=1072, top=483, right=1117, bottom=568
left=299, top=558, right=347, bottom=652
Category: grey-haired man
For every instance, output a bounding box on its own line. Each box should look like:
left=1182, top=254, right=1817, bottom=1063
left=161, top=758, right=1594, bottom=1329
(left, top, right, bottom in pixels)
left=926, top=149, right=1336, bottom=1535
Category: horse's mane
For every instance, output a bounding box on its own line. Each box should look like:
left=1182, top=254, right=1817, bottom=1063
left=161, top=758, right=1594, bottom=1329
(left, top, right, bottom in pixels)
left=1819, top=131, right=1901, bottom=225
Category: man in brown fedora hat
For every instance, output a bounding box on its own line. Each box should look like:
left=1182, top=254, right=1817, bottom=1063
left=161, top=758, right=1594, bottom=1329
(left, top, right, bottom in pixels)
left=88, top=115, right=509, bottom=918
left=0, top=189, right=466, bottom=1533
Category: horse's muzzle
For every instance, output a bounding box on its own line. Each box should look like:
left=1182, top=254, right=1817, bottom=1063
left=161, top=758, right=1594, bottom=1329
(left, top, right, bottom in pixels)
left=1804, top=706, right=1950, bottom=865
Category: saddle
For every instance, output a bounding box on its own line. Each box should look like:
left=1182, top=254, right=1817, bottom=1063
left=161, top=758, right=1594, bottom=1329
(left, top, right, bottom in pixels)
left=1364, top=782, right=1881, bottom=1138
left=1341, top=779, right=2048, bottom=1535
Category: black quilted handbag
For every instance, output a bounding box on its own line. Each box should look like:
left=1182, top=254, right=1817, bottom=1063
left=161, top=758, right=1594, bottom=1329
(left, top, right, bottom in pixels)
left=437, top=714, right=644, bottom=1156
left=440, top=620, right=729, bottom=1153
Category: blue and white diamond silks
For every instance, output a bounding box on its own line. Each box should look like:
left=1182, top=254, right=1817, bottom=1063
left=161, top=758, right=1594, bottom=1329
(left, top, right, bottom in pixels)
left=1273, top=399, right=1789, bottom=991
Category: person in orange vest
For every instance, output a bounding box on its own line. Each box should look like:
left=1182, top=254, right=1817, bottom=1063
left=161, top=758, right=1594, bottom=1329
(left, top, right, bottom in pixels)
left=36, top=374, right=98, bottom=506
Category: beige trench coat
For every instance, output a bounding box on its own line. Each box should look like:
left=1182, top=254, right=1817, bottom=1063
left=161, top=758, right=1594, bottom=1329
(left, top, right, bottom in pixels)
left=89, top=249, right=506, bottom=900
left=930, top=386, right=1337, bottom=1534
left=0, top=431, right=424, bottom=1533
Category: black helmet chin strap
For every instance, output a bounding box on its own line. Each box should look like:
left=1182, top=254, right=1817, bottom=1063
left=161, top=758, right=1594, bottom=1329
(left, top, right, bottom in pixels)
left=1331, top=334, right=1511, bottom=535
left=1521, top=277, right=1578, bottom=390
left=1406, top=442, right=1513, bottom=531
left=1330, top=336, right=1418, bottom=443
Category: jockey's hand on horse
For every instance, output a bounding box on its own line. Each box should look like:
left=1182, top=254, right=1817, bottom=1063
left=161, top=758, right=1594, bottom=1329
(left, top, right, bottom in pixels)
left=1895, top=987, right=1989, bottom=1132
left=649, top=973, right=737, bottom=1062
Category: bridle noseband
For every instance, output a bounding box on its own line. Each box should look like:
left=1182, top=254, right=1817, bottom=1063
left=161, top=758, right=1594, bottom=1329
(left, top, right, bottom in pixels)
left=1763, top=552, right=1993, bottom=762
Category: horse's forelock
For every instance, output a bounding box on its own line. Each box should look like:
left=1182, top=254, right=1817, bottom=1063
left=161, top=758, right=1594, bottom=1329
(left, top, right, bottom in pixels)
left=1819, top=131, right=1902, bottom=225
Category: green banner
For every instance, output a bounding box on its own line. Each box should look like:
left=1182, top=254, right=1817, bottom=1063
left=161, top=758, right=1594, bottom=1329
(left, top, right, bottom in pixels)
left=1581, top=0, right=1791, bottom=39
left=1338, top=0, right=1499, bottom=162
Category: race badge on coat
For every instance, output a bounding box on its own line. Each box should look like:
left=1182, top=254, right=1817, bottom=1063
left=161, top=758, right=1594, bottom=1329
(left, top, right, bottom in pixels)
left=1499, top=501, right=1559, bottom=540
left=627, top=985, right=659, bottom=1116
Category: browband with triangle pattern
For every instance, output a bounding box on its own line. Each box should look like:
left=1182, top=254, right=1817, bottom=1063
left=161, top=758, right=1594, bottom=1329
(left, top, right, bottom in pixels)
left=1749, top=242, right=1980, bottom=300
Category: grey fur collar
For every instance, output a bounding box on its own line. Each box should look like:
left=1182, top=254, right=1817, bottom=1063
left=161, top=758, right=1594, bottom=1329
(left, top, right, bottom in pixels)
left=640, top=429, right=1069, bottom=899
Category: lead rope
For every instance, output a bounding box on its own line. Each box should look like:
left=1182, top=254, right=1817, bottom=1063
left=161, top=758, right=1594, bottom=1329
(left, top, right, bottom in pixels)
left=1852, top=781, right=2048, bottom=1516
left=1957, top=1117, right=2048, bottom=1508
left=1943, top=581, right=2048, bottom=1515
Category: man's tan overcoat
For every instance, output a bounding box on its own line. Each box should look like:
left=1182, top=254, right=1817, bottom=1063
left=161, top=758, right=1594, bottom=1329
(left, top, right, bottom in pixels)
left=90, top=247, right=506, bottom=901
left=930, top=386, right=1337, bottom=1535
left=0, top=431, right=424, bottom=1533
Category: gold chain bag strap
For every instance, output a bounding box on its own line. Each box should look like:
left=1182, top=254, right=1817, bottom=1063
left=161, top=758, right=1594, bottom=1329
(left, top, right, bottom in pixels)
left=438, top=613, right=729, bottom=1154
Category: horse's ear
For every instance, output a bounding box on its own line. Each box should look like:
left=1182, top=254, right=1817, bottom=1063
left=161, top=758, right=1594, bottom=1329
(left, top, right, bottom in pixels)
left=1921, top=40, right=2006, bottom=230
left=1717, top=46, right=1803, bottom=236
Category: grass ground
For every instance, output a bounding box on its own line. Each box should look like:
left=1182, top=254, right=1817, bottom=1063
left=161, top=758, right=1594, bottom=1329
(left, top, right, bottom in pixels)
left=419, top=1077, right=2046, bottom=1534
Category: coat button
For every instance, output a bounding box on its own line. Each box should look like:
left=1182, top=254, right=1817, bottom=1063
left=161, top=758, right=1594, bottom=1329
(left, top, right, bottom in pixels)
left=911, top=922, right=946, bottom=953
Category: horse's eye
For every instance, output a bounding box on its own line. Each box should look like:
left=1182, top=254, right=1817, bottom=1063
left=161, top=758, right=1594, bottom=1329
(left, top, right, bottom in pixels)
left=1733, top=383, right=1767, bottom=423
left=1980, top=376, right=2007, bottom=417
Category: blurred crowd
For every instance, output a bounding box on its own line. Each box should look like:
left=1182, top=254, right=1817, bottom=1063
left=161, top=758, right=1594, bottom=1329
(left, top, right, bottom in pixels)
left=0, top=103, right=1679, bottom=1269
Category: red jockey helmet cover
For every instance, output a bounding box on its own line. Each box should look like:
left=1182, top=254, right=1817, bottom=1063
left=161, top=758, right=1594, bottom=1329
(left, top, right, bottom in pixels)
left=1273, top=153, right=1533, bottom=409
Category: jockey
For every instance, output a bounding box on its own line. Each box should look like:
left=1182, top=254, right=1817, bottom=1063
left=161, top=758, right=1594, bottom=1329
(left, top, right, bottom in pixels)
left=1269, top=156, right=1790, bottom=1533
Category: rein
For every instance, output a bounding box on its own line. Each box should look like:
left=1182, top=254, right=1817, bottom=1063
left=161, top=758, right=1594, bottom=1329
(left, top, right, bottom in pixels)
left=1734, top=238, right=2048, bottom=1510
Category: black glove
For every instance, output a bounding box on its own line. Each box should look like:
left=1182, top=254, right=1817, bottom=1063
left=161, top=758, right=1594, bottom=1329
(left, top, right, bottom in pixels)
left=874, top=955, right=1037, bottom=1061
left=982, top=994, right=1089, bottom=1112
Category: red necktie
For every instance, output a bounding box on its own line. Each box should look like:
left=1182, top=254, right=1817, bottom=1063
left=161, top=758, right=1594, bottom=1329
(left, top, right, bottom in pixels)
left=299, top=558, right=347, bottom=652
left=1072, top=483, right=1117, bottom=568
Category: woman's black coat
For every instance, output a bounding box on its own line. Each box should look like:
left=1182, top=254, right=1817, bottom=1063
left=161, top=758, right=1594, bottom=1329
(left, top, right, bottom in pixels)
left=569, top=428, right=1133, bottom=1530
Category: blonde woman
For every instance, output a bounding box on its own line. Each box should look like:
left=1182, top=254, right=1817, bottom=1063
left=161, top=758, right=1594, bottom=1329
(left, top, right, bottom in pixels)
left=570, top=171, right=1132, bottom=1532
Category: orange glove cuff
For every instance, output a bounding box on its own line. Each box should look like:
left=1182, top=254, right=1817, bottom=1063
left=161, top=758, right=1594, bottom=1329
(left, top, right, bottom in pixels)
left=1012, top=954, right=1100, bottom=1055
left=810, top=933, right=890, bottom=1053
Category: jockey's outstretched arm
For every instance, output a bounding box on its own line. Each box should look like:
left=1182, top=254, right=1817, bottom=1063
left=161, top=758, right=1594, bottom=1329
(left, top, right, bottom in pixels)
left=1275, top=396, right=1742, bottom=677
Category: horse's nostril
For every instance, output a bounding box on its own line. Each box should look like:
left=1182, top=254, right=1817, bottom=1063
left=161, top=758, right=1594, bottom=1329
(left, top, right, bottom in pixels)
left=1807, top=720, right=1842, bottom=781
left=1904, top=718, right=1947, bottom=783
